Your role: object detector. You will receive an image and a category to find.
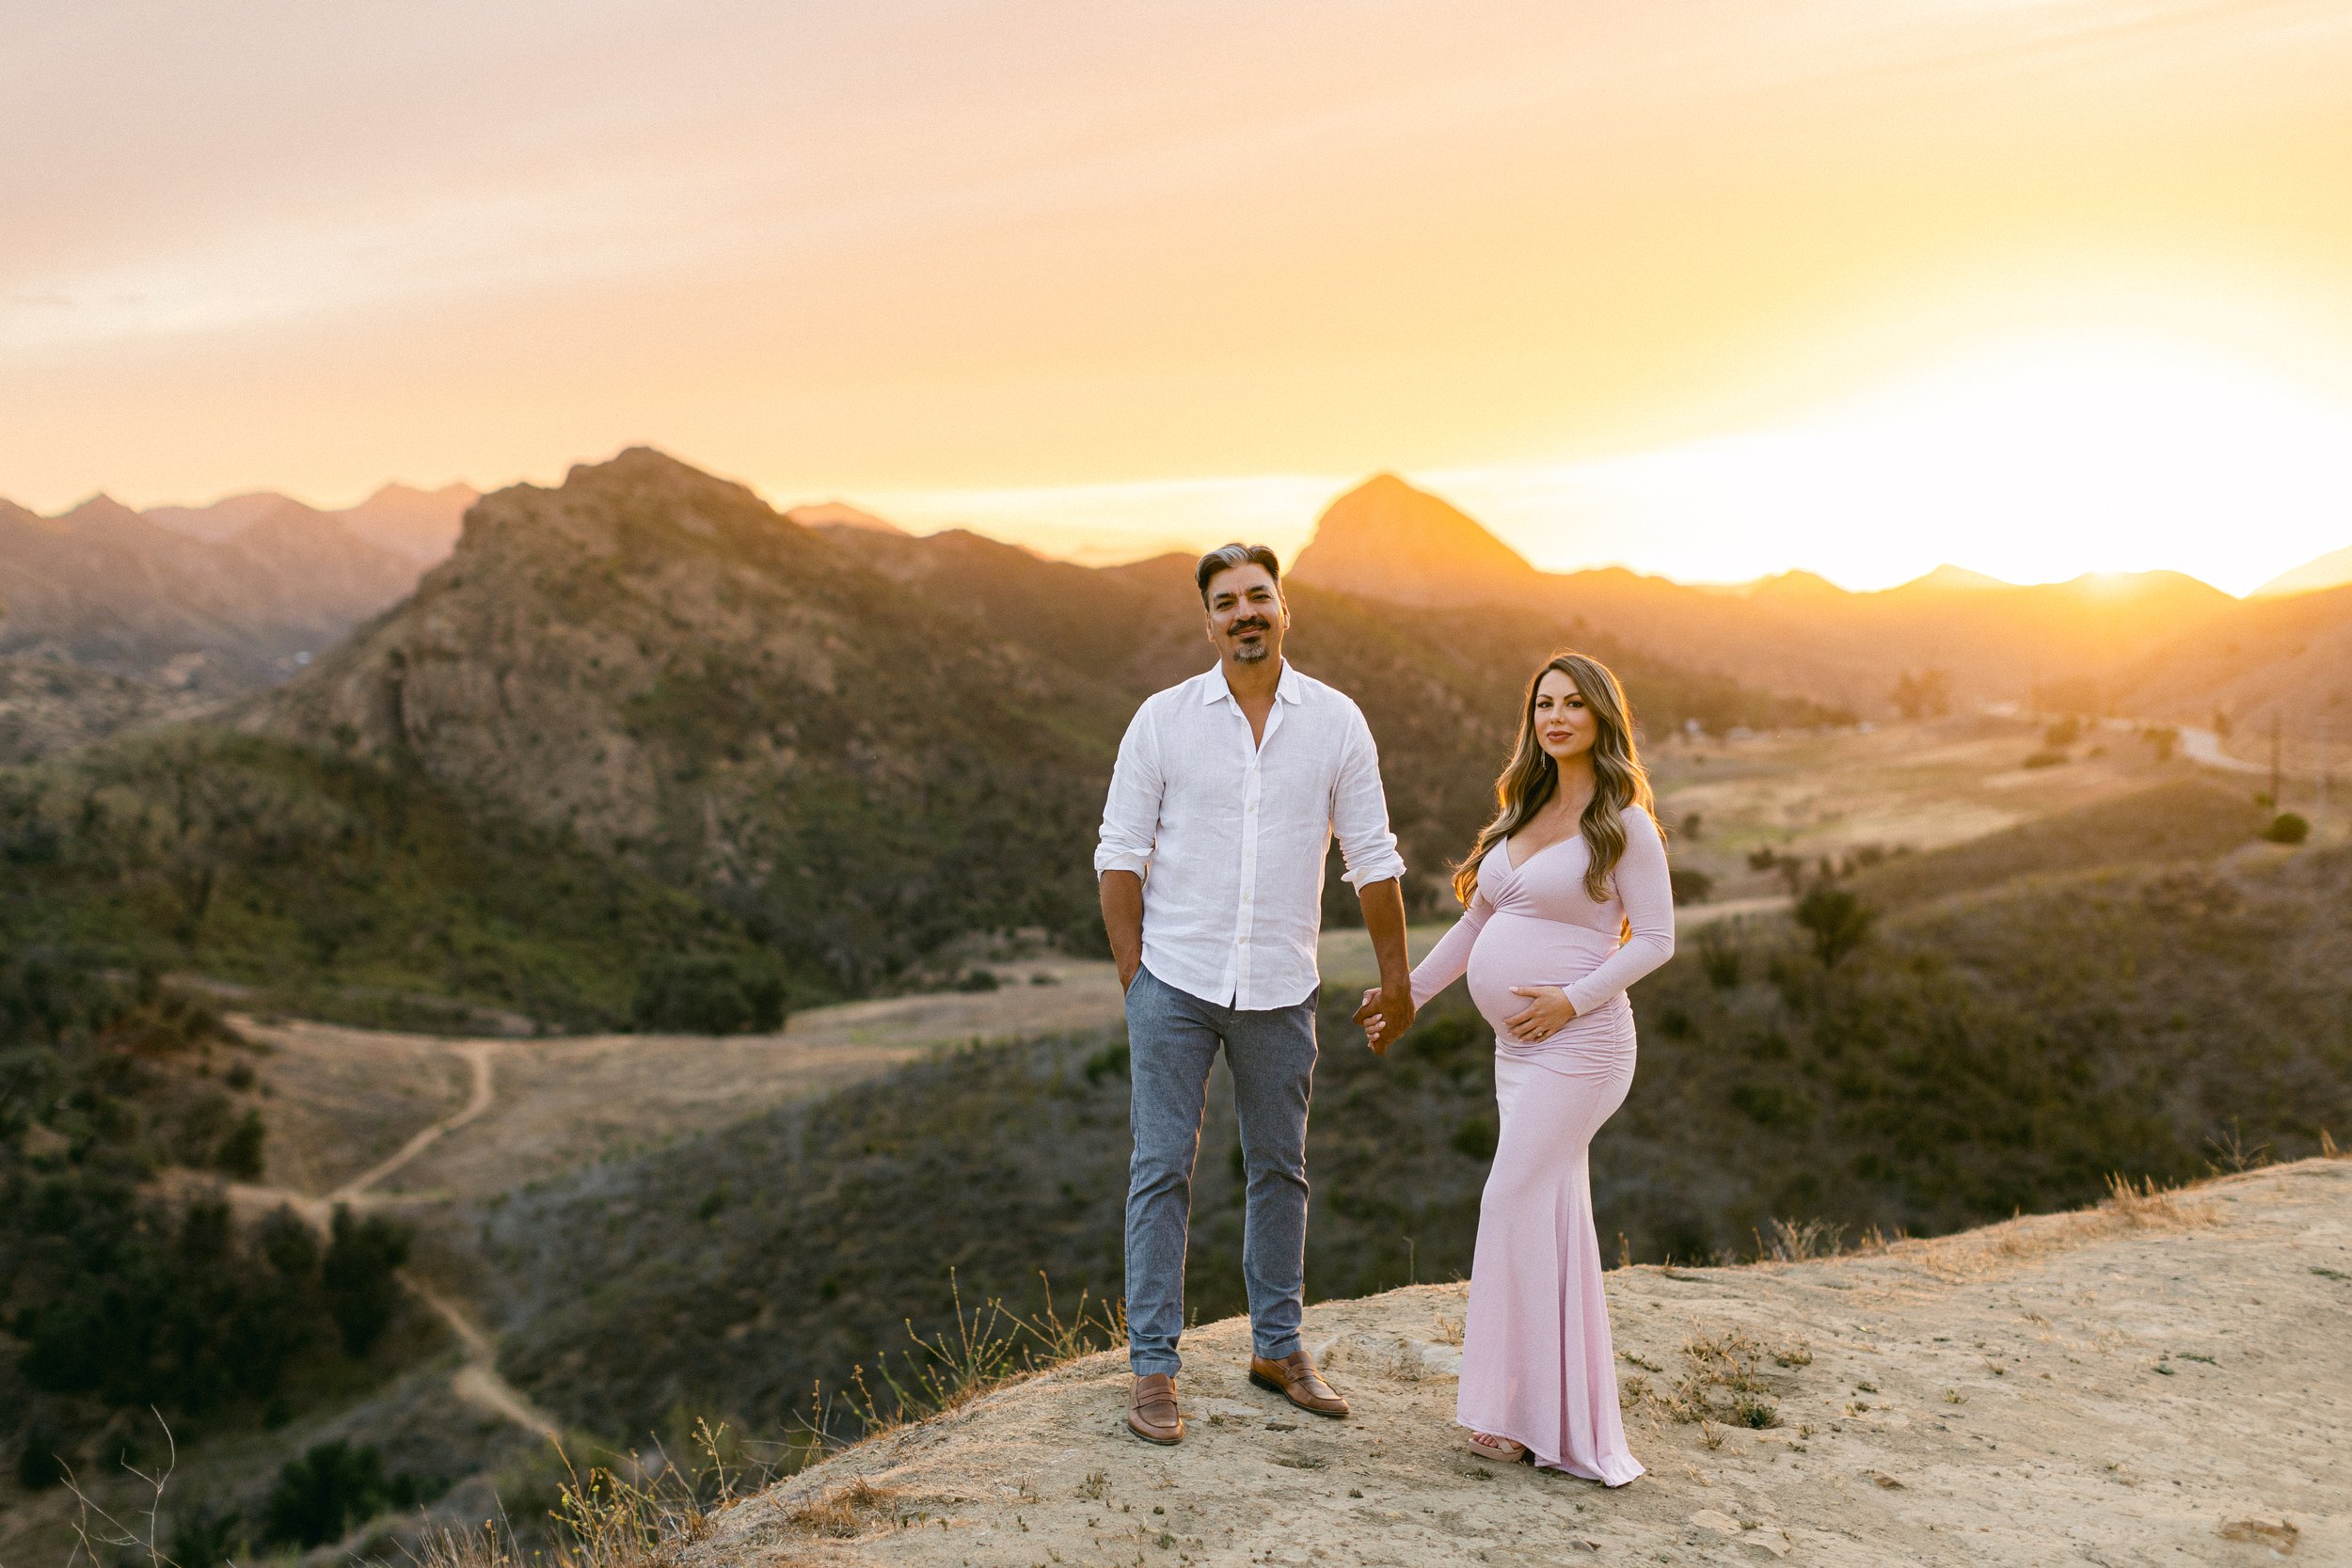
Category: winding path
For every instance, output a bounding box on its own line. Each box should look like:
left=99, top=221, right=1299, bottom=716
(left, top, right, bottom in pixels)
left=222, top=1038, right=563, bottom=1442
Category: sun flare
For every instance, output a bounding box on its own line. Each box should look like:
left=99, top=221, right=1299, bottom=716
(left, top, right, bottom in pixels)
left=1433, top=333, right=2352, bottom=595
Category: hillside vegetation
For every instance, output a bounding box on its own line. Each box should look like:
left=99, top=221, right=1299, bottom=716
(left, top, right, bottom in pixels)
left=0, top=730, right=782, bottom=1031
left=0, top=959, right=440, bottom=1500
left=465, top=799, right=2349, bottom=1444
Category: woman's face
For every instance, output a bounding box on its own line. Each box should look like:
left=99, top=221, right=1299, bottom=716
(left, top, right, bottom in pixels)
left=1532, top=669, right=1598, bottom=764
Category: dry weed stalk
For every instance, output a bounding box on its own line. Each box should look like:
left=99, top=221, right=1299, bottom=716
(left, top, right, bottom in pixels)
left=813, top=1271, right=1125, bottom=1443
left=1751, top=1217, right=1847, bottom=1263
left=58, top=1408, right=178, bottom=1568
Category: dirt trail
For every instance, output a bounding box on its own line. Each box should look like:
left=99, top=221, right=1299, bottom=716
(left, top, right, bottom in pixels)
left=686, top=1159, right=2352, bottom=1568
left=326, top=1041, right=496, bottom=1200
left=214, top=1037, right=562, bottom=1442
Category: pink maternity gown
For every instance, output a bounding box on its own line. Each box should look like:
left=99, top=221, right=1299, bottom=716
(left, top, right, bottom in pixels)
left=1408, top=804, right=1674, bottom=1484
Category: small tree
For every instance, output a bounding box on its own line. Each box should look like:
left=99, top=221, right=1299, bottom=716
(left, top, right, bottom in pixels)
left=322, top=1207, right=412, bottom=1356
left=1891, top=670, right=1952, bottom=721
left=215, top=1109, right=267, bottom=1179
left=1794, top=885, right=1874, bottom=970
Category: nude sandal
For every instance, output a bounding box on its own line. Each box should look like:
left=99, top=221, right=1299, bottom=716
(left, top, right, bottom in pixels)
left=1463, top=1432, right=1528, bottom=1463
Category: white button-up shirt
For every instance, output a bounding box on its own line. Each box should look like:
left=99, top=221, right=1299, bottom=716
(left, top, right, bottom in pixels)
left=1094, top=659, right=1407, bottom=1010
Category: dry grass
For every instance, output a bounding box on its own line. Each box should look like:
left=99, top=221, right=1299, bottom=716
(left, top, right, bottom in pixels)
left=785, top=1479, right=901, bottom=1540
left=407, top=1420, right=803, bottom=1568
left=1621, top=1329, right=1803, bottom=1430
left=1906, top=1172, right=2216, bottom=1282
left=814, top=1272, right=1125, bottom=1444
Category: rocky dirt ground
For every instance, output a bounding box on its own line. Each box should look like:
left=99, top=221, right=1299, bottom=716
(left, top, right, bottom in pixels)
left=682, top=1158, right=2350, bottom=1568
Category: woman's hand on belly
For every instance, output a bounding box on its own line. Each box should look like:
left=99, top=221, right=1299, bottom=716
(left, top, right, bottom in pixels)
left=1503, top=986, right=1579, bottom=1042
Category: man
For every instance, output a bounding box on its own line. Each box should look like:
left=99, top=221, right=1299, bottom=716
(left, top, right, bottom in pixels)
left=1096, top=542, right=1418, bottom=1446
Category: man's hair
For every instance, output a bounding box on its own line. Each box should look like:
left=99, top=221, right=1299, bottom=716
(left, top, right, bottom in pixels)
left=1195, top=543, right=1282, bottom=605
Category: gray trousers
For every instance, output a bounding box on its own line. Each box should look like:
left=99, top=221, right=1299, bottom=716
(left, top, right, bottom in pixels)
left=1122, top=965, right=1319, bottom=1376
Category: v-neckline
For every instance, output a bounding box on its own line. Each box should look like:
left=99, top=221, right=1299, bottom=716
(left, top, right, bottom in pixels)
left=1502, top=832, right=1574, bottom=875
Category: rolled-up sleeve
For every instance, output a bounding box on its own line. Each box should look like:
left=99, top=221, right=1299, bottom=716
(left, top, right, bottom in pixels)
left=1330, top=706, right=1407, bottom=888
left=1094, top=701, right=1164, bottom=878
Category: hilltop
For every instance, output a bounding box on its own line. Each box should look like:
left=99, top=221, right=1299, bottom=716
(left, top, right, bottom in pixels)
left=683, top=1158, right=2351, bottom=1567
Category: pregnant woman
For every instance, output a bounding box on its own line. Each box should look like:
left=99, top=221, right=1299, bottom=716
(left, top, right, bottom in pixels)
left=1366, top=651, right=1672, bottom=1483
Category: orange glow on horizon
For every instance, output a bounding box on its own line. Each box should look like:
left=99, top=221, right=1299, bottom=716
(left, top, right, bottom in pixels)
left=7, top=1, right=2352, bottom=592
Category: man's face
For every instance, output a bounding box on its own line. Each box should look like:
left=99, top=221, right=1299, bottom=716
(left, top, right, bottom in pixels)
left=1203, top=563, right=1288, bottom=667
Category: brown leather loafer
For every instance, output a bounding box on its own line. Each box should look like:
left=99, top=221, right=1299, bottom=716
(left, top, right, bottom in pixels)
left=1127, top=1373, right=1184, bottom=1445
left=1249, top=1349, right=1350, bottom=1418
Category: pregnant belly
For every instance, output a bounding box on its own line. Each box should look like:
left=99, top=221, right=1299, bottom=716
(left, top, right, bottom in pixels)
left=1467, top=912, right=1629, bottom=1048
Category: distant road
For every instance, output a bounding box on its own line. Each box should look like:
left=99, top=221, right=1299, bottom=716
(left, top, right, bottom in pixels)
left=2169, top=724, right=2265, bottom=775
left=1993, top=704, right=2268, bottom=778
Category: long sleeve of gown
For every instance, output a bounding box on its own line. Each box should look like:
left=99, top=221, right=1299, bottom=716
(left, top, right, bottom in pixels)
left=1563, top=807, right=1676, bottom=1017
left=1409, top=884, right=1495, bottom=1009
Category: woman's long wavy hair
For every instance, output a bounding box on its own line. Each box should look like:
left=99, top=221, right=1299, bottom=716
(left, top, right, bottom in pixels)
left=1451, top=651, right=1657, bottom=906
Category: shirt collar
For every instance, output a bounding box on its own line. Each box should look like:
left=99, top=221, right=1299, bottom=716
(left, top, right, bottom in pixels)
left=1201, top=658, right=1302, bottom=706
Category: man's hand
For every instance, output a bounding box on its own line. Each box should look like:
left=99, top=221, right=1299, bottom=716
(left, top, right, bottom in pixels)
left=1353, top=876, right=1415, bottom=1055
left=1354, top=984, right=1415, bottom=1055
left=1119, top=957, right=1141, bottom=993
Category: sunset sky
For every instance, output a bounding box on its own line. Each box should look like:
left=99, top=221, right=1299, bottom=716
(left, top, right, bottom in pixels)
left=8, top=0, right=2352, bottom=593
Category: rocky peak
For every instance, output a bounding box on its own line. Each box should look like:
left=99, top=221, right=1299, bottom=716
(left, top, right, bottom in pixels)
left=1290, top=473, right=1539, bottom=607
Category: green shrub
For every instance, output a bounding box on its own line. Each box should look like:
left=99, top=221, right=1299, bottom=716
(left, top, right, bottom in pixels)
left=2265, top=813, right=2310, bottom=845
left=262, top=1440, right=389, bottom=1547
left=1669, top=866, right=1715, bottom=905
left=15, top=1433, right=66, bottom=1490
left=632, top=954, right=787, bottom=1034
left=1451, top=1116, right=1498, bottom=1160
left=1794, top=885, right=1874, bottom=969
left=167, top=1506, right=246, bottom=1568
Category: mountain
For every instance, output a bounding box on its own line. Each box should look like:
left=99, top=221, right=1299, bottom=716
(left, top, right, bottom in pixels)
left=1903, top=562, right=2013, bottom=592
left=247, top=449, right=1127, bottom=987
left=1289, top=472, right=1543, bottom=607
left=0, top=491, right=433, bottom=690
left=2105, top=578, right=2352, bottom=744
left=147, top=482, right=477, bottom=564
left=140, top=491, right=292, bottom=543
left=249, top=450, right=1825, bottom=988
left=2253, top=541, right=2352, bottom=598
left=336, top=482, right=479, bottom=562
left=1290, top=475, right=2239, bottom=714
left=784, top=500, right=908, bottom=535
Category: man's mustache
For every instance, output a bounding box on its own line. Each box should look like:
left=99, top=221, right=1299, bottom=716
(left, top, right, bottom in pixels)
left=1229, top=618, right=1270, bottom=635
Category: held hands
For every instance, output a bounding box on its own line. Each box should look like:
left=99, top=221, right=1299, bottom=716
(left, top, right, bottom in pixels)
left=1355, top=985, right=1416, bottom=1055
left=1504, top=986, right=1578, bottom=1042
